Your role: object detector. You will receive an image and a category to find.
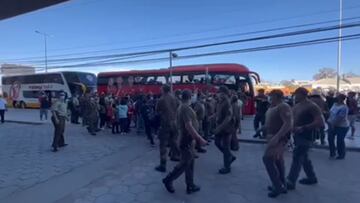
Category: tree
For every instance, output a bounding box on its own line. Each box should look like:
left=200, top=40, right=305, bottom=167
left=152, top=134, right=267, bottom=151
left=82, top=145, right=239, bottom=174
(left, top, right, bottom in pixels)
left=313, top=68, right=337, bottom=80
left=344, top=71, right=360, bottom=78
left=280, top=80, right=296, bottom=87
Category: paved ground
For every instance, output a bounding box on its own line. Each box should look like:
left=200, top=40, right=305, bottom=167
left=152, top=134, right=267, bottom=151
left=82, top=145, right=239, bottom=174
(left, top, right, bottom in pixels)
left=4, top=108, right=51, bottom=124
left=56, top=144, right=360, bottom=203
left=0, top=109, right=360, bottom=203
left=5, top=109, right=360, bottom=148
left=0, top=121, right=148, bottom=202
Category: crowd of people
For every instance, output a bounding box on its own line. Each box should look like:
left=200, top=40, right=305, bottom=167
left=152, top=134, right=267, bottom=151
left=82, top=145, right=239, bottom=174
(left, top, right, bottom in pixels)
left=48, top=85, right=243, bottom=151
left=254, top=89, right=359, bottom=143
left=11, top=85, right=359, bottom=198
left=254, top=88, right=359, bottom=198
left=48, top=85, right=243, bottom=193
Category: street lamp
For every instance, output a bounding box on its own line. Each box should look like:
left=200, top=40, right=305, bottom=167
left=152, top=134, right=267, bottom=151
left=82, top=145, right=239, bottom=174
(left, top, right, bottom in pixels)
left=336, top=0, right=343, bottom=92
left=35, top=30, right=50, bottom=73
left=169, top=51, right=178, bottom=92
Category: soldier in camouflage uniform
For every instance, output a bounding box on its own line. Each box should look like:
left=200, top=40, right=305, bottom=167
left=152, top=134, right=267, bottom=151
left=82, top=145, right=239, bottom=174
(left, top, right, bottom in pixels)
left=155, top=85, right=180, bottom=172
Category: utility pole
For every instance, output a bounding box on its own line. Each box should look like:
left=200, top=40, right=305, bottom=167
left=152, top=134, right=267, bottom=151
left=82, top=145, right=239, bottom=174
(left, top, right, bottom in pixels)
left=35, top=30, right=50, bottom=73
left=336, top=0, right=343, bottom=92
left=169, top=51, right=178, bottom=92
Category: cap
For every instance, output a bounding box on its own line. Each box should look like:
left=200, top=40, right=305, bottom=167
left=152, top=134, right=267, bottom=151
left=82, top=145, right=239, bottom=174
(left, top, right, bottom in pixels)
left=181, top=89, right=192, bottom=101
left=162, top=84, right=171, bottom=93
left=218, top=85, right=229, bottom=95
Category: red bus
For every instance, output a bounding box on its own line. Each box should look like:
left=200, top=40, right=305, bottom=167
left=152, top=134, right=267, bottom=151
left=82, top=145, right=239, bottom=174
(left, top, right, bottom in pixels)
left=97, top=64, right=260, bottom=115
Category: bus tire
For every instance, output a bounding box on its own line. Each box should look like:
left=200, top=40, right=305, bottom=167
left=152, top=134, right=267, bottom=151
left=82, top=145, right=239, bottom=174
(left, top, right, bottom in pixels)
left=20, top=101, right=26, bottom=109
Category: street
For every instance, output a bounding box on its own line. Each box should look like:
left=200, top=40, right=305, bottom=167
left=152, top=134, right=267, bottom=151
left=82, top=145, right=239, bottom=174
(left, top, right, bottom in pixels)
left=0, top=110, right=359, bottom=203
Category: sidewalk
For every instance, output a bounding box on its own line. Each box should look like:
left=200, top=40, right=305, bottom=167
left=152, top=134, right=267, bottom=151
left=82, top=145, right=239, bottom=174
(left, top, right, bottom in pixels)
left=4, top=109, right=360, bottom=150
left=239, top=117, right=360, bottom=151
left=4, top=108, right=51, bottom=124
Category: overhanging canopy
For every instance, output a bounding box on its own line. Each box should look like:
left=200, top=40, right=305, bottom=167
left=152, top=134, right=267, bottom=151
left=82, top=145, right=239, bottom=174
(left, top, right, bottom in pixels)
left=0, top=0, right=69, bottom=20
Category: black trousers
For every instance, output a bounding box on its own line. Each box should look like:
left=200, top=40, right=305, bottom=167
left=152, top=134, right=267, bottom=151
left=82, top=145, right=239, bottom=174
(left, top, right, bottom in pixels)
left=144, top=119, right=154, bottom=144
left=126, top=115, right=131, bottom=132
left=287, top=145, right=317, bottom=184
left=254, top=114, right=266, bottom=137
left=263, top=155, right=286, bottom=191
left=165, top=145, right=195, bottom=186
left=71, top=110, right=79, bottom=123
left=231, top=127, right=239, bottom=151
left=215, top=132, right=234, bottom=169
left=119, top=118, right=127, bottom=133
left=0, top=110, right=5, bottom=123
left=254, top=114, right=265, bottom=130
left=99, top=113, right=107, bottom=128
left=328, top=127, right=349, bottom=158
left=203, top=120, right=210, bottom=140
left=51, top=116, right=65, bottom=148
left=112, top=121, right=119, bottom=133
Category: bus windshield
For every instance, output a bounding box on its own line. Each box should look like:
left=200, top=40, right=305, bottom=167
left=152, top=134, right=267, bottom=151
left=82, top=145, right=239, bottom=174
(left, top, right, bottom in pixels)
left=63, top=72, right=97, bottom=94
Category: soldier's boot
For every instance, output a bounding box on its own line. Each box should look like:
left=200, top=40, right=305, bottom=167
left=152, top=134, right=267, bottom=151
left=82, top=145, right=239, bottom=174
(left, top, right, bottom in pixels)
left=162, top=175, right=175, bottom=193
left=186, top=184, right=201, bottom=194
left=155, top=160, right=166, bottom=173
left=169, top=151, right=180, bottom=162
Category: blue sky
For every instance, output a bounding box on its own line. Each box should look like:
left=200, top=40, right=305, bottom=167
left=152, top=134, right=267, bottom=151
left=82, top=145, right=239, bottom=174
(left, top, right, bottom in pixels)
left=0, top=0, right=360, bottom=82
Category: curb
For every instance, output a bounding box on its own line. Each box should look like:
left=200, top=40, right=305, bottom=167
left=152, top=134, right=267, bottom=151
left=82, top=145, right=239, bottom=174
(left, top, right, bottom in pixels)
left=5, top=120, right=44, bottom=125
left=238, top=138, right=360, bottom=152
left=3, top=120, right=360, bottom=152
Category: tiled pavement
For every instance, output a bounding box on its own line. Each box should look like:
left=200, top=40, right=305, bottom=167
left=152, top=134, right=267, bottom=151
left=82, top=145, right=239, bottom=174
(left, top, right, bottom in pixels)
left=56, top=143, right=360, bottom=203
left=1, top=109, right=360, bottom=203
left=0, top=121, right=138, bottom=201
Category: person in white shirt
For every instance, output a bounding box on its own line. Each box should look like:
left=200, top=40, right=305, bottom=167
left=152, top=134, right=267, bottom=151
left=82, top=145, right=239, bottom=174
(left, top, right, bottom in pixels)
left=0, top=95, right=8, bottom=123
left=328, top=94, right=349, bottom=160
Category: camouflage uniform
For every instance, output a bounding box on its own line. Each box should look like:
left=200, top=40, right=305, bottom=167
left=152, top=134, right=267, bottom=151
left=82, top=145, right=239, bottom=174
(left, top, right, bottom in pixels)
left=87, top=99, right=99, bottom=135
left=156, top=93, right=180, bottom=169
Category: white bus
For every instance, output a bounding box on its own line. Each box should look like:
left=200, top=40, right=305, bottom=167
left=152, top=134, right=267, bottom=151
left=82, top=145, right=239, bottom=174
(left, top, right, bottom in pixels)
left=1, top=71, right=97, bottom=108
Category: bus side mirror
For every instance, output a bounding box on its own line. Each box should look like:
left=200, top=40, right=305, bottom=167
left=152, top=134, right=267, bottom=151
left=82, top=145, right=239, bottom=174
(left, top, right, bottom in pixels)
left=250, top=72, right=260, bottom=84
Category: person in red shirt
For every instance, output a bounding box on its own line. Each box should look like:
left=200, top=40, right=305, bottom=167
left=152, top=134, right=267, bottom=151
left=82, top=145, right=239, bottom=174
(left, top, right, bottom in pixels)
left=126, top=96, right=135, bottom=133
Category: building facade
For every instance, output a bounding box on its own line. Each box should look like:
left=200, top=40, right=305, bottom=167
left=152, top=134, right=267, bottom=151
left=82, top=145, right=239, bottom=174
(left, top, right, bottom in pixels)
left=312, top=77, right=360, bottom=92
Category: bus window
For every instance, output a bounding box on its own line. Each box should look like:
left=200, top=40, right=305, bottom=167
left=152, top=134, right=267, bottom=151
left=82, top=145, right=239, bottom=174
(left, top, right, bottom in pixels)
left=155, top=76, right=167, bottom=85
left=238, top=76, right=247, bottom=81
left=134, top=76, right=145, bottom=84
left=23, top=91, right=40, bottom=98
left=23, top=75, right=43, bottom=84
left=212, top=74, right=236, bottom=85
left=43, top=73, right=64, bottom=84
left=127, top=76, right=135, bottom=86
left=171, top=75, right=181, bottom=84
left=182, top=74, right=194, bottom=83
left=76, top=72, right=96, bottom=86
left=239, top=81, right=251, bottom=95
left=146, top=76, right=156, bottom=85
left=97, top=77, right=108, bottom=86
left=193, top=74, right=209, bottom=84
